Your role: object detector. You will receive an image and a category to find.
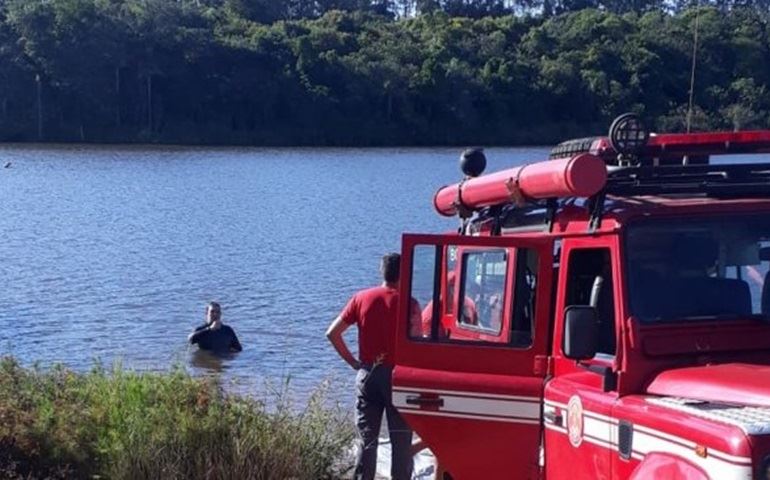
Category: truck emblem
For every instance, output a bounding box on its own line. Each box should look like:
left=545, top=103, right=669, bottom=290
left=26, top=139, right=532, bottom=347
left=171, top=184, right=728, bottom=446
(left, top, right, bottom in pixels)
left=567, top=396, right=584, bottom=448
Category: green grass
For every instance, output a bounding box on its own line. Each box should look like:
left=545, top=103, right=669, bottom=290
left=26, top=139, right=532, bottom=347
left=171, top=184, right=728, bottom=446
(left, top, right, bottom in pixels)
left=0, top=356, right=354, bottom=479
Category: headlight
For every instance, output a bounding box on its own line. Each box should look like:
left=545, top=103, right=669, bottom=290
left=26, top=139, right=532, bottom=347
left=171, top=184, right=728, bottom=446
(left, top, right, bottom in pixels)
left=608, top=112, right=649, bottom=157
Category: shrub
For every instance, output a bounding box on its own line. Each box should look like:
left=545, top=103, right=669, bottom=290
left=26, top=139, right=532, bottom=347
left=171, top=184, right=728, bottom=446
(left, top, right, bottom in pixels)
left=0, top=357, right=354, bottom=479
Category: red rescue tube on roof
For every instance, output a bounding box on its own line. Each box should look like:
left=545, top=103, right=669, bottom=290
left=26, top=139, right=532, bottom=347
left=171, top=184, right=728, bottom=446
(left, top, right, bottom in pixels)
left=434, top=153, right=608, bottom=217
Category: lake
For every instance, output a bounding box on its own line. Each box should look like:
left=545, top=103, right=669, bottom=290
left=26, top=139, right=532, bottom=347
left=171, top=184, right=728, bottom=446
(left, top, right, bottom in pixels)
left=0, top=144, right=551, bottom=404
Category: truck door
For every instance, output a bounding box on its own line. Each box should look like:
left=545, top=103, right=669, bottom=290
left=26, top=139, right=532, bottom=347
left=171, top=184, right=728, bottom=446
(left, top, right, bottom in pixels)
left=543, top=240, right=621, bottom=480
left=393, top=233, right=553, bottom=479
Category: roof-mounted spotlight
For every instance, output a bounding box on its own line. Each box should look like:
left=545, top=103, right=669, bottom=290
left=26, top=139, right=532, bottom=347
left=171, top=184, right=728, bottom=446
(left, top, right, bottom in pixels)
left=460, top=148, right=487, bottom=178
left=609, top=113, right=649, bottom=165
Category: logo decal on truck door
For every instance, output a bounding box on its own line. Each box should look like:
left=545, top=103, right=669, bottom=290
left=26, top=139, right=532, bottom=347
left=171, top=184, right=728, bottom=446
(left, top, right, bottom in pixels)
left=567, top=396, right=584, bottom=447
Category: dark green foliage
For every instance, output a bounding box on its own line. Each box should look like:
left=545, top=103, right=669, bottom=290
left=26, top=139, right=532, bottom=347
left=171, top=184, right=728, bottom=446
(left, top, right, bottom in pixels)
left=0, top=1, right=769, bottom=145
left=0, top=356, right=353, bottom=480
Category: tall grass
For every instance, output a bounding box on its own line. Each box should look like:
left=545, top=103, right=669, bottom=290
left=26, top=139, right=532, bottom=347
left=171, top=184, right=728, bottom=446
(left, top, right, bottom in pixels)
left=0, top=357, right=354, bottom=479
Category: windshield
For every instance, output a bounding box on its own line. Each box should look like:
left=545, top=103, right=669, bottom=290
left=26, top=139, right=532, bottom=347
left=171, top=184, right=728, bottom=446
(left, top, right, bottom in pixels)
left=626, top=214, right=770, bottom=323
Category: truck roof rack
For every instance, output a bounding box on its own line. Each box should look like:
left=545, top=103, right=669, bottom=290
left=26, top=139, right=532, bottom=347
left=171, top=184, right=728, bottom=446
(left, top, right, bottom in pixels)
left=640, top=131, right=770, bottom=157
left=552, top=130, right=770, bottom=166
left=585, top=163, right=770, bottom=231
left=604, top=163, right=770, bottom=198
left=464, top=115, right=770, bottom=234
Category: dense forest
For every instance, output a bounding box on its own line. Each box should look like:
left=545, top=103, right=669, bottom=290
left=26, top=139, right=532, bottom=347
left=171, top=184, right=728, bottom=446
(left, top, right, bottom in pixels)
left=1, top=0, right=770, bottom=145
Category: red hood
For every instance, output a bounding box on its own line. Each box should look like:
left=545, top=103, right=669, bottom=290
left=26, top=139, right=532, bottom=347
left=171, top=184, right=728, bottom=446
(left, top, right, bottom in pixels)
left=646, top=363, right=770, bottom=407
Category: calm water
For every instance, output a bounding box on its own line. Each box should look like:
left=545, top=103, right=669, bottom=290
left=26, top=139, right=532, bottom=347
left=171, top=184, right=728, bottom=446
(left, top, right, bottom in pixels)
left=0, top=144, right=550, bottom=402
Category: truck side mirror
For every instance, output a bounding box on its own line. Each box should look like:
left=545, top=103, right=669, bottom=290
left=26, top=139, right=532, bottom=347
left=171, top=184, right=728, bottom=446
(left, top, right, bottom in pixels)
left=563, top=306, right=598, bottom=361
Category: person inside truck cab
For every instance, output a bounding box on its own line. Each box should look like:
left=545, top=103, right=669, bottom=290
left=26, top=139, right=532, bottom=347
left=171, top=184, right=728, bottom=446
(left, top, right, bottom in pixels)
left=459, top=277, right=482, bottom=326
left=418, top=271, right=476, bottom=338
left=460, top=255, right=506, bottom=333
left=477, top=284, right=504, bottom=332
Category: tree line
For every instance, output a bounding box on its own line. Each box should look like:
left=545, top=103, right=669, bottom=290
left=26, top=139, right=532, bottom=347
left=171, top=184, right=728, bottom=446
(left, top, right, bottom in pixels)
left=1, top=0, right=769, bottom=146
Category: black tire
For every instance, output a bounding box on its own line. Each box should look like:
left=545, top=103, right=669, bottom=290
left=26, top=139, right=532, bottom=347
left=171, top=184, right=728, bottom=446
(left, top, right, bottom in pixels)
left=549, top=137, right=602, bottom=160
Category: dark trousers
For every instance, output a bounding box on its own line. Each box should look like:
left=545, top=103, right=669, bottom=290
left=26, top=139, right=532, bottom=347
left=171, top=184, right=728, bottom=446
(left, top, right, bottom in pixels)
left=354, top=364, right=413, bottom=480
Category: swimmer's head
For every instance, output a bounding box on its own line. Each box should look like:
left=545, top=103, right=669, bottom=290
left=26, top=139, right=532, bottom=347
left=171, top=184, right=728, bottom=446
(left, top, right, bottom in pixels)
left=207, top=302, right=222, bottom=324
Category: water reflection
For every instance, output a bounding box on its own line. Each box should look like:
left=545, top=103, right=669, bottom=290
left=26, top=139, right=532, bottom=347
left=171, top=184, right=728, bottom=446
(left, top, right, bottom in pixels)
left=189, top=349, right=238, bottom=374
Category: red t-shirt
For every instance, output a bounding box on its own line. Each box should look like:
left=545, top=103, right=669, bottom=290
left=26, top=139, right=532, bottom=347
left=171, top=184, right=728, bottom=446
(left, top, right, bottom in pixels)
left=340, top=285, right=403, bottom=366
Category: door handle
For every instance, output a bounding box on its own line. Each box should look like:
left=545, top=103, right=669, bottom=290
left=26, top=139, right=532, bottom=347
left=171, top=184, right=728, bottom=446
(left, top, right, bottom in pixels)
left=405, top=395, right=444, bottom=408
left=543, top=411, right=563, bottom=426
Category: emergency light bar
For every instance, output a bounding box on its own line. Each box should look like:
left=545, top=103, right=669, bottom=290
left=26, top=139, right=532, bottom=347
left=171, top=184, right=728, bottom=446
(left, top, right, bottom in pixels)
left=588, top=130, right=770, bottom=162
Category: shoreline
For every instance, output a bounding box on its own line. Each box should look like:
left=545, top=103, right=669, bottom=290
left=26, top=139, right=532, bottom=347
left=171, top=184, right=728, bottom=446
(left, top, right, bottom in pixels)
left=0, top=141, right=553, bottom=150
left=0, top=356, right=354, bottom=480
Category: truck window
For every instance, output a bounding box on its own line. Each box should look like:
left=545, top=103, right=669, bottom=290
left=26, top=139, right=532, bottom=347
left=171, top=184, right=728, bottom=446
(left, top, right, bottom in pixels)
left=409, top=245, right=437, bottom=339
left=565, top=248, right=616, bottom=356
left=626, top=215, right=770, bottom=323
left=408, top=244, right=537, bottom=348
left=445, top=245, right=458, bottom=315
left=512, top=248, right=538, bottom=348
left=458, top=249, right=506, bottom=334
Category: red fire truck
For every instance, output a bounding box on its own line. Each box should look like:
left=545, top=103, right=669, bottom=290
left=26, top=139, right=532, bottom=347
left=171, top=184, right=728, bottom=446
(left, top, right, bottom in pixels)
left=392, top=114, right=770, bottom=479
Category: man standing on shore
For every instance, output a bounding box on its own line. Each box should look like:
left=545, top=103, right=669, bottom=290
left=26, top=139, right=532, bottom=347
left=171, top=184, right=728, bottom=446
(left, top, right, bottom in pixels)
left=326, top=253, right=413, bottom=480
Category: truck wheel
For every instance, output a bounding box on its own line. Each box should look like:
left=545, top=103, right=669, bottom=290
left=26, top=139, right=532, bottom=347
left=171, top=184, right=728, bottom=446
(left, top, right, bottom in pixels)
left=549, top=137, right=602, bottom=160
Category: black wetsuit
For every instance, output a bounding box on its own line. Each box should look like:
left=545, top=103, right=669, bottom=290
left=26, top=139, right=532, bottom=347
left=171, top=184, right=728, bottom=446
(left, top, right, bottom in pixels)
left=189, top=325, right=242, bottom=353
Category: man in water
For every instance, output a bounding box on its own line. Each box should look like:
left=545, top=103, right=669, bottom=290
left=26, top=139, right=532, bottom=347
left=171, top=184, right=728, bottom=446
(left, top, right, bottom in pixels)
left=326, top=253, right=413, bottom=480
left=188, top=302, right=242, bottom=353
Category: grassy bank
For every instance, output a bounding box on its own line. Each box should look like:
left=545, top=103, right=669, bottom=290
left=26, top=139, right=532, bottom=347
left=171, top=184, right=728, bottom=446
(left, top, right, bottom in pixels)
left=0, top=357, right=354, bottom=479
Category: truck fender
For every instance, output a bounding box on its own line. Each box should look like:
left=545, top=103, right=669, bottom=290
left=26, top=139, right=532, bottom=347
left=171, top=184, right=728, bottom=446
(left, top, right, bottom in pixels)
left=629, top=453, right=708, bottom=480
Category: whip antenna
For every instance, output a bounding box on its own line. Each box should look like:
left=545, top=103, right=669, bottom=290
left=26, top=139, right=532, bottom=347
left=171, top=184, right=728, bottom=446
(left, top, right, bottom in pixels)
left=686, top=1, right=701, bottom=133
